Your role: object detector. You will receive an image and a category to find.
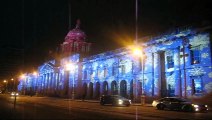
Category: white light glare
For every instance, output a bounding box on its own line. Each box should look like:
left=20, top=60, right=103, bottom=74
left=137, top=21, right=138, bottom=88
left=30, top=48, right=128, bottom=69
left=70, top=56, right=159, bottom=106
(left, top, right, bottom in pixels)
left=118, top=99, right=123, bottom=105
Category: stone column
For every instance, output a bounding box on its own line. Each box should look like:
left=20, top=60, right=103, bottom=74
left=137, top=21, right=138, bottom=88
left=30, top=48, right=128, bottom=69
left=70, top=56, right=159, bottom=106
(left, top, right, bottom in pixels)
left=47, top=73, right=50, bottom=95
left=154, top=53, right=160, bottom=97
left=50, top=72, right=54, bottom=95
left=44, top=74, right=47, bottom=95
left=174, top=47, right=182, bottom=97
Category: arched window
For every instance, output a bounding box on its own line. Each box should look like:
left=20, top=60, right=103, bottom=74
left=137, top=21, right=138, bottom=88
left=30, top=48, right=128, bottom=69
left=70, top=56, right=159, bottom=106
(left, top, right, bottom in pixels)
left=95, top=82, right=100, bottom=98
left=111, top=81, right=118, bottom=95
left=103, top=81, right=108, bottom=95
left=120, top=80, right=127, bottom=97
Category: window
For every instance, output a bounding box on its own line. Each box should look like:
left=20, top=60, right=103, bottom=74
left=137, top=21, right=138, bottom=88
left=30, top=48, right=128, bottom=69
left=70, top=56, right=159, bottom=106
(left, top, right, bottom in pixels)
left=104, top=68, right=108, bottom=77
left=167, top=56, right=174, bottom=68
left=139, top=56, right=146, bottom=71
left=112, top=65, right=117, bottom=76
left=97, top=68, right=101, bottom=78
left=81, top=45, right=85, bottom=52
left=83, top=71, right=87, bottom=79
left=192, top=78, right=202, bottom=95
left=74, top=42, right=78, bottom=51
left=190, top=46, right=200, bottom=64
left=89, top=69, right=93, bottom=79
left=86, top=45, right=90, bottom=52
left=121, top=65, right=126, bottom=75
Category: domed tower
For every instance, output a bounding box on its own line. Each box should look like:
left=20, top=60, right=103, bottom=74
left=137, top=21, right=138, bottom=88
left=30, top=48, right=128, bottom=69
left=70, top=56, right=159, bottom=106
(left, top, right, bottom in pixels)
left=61, top=19, right=92, bottom=56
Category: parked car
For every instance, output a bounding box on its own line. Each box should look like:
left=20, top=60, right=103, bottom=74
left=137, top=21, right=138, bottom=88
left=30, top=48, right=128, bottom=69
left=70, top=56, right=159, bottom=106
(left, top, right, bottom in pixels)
left=11, top=92, right=19, bottom=96
left=152, top=97, right=208, bottom=112
left=100, top=95, right=131, bottom=106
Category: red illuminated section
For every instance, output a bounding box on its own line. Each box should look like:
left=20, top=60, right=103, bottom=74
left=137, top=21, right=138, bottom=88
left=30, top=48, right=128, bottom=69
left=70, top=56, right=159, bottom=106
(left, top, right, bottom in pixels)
left=61, top=19, right=92, bottom=55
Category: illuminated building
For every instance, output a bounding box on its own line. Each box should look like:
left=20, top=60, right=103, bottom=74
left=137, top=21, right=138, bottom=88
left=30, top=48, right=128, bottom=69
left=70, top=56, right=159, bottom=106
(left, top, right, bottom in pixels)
left=18, top=25, right=212, bottom=101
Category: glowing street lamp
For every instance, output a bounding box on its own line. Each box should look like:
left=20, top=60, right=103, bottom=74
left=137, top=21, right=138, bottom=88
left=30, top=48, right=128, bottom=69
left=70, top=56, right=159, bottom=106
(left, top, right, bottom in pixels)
left=11, top=78, right=15, bottom=91
left=33, top=71, right=37, bottom=76
left=3, top=80, right=8, bottom=92
left=65, top=62, right=74, bottom=71
left=32, top=71, right=38, bottom=95
left=132, top=46, right=145, bottom=104
left=20, top=74, right=26, bottom=95
left=133, top=47, right=142, bottom=56
left=65, top=62, right=76, bottom=99
left=21, top=74, right=26, bottom=79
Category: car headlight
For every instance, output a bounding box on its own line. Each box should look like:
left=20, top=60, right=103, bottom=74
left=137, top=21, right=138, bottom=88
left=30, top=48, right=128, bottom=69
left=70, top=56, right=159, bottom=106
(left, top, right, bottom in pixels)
left=129, top=100, right=132, bottom=104
left=118, top=99, right=123, bottom=105
left=16, top=93, right=19, bottom=96
left=192, top=104, right=199, bottom=108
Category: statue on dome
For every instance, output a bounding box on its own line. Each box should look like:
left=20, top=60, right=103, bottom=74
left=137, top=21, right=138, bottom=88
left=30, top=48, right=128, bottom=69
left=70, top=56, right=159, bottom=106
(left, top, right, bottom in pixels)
left=76, top=19, right=81, bottom=29
left=64, top=19, right=86, bottom=42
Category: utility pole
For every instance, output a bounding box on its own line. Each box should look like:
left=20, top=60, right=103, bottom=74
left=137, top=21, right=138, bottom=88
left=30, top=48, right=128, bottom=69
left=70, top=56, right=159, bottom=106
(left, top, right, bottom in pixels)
left=135, top=0, right=138, bottom=44
left=68, top=0, right=71, bottom=30
left=22, top=0, right=25, bottom=70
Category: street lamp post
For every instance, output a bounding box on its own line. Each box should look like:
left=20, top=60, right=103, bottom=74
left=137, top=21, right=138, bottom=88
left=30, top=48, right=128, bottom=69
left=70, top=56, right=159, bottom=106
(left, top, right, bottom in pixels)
left=11, top=78, right=17, bottom=110
left=33, top=72, right=38, bottom=96
left=11, top=78, right=15, bottom=91
left=141, top=53, right=144, bottom=95
left=72, top=72, right=75, bottom=100
left=141, top=52, right=146, bottom=105
left=3, top=80, right=8, bottom=93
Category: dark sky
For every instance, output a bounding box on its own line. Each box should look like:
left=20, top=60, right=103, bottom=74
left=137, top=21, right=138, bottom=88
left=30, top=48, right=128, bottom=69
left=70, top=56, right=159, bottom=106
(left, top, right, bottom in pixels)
left=1, top=0, right=211, bottom=80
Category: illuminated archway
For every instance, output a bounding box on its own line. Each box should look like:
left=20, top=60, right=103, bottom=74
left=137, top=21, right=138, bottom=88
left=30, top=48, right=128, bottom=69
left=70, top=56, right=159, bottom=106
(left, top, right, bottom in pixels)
left=111, top=80, right=118, bottom=95
left=88, top=82, right=93, bottom=99
left=102, top=81, right=108, bottom=95
left=120, top=80, right=127, bottom=97
left=95, top=82, right=100, bottom=99
left=130, top=80, right=134, bottom=99
left=82, top=83, right=87, bottom=99
left=138, top=81, right=142, bottom=96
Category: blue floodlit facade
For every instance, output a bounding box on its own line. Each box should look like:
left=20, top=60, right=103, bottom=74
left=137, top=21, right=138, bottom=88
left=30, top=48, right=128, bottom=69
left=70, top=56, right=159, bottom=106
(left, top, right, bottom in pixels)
left=18, top=26, right=212, bottom=101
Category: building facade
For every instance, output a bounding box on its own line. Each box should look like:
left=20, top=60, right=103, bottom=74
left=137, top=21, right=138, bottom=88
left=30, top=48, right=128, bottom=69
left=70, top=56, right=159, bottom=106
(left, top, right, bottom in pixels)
left=18, top=25, right=212, bottom=101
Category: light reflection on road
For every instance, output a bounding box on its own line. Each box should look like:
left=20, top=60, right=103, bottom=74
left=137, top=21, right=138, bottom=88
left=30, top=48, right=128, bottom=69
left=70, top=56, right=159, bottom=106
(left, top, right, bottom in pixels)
left=3, top=95, right=212, bottom=120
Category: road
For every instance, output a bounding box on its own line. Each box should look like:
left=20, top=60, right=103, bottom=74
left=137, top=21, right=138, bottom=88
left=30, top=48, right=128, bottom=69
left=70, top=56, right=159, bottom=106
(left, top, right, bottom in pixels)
left=0, top=94, right=212, bottom=120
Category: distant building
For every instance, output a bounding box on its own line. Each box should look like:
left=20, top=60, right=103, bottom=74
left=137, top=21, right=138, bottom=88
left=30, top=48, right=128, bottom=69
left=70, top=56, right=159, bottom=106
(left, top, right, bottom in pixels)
left=18, top=24, right=212, bottom=101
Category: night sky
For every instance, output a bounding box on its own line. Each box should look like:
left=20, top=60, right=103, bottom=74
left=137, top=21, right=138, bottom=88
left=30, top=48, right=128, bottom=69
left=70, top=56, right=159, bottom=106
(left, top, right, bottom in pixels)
left=1, top=0, right=211, bottom=80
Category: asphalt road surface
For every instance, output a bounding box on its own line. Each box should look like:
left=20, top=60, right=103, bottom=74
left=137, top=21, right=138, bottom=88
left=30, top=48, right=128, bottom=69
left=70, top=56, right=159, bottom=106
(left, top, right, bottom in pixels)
left=0, top=94, right=212, bottom=120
